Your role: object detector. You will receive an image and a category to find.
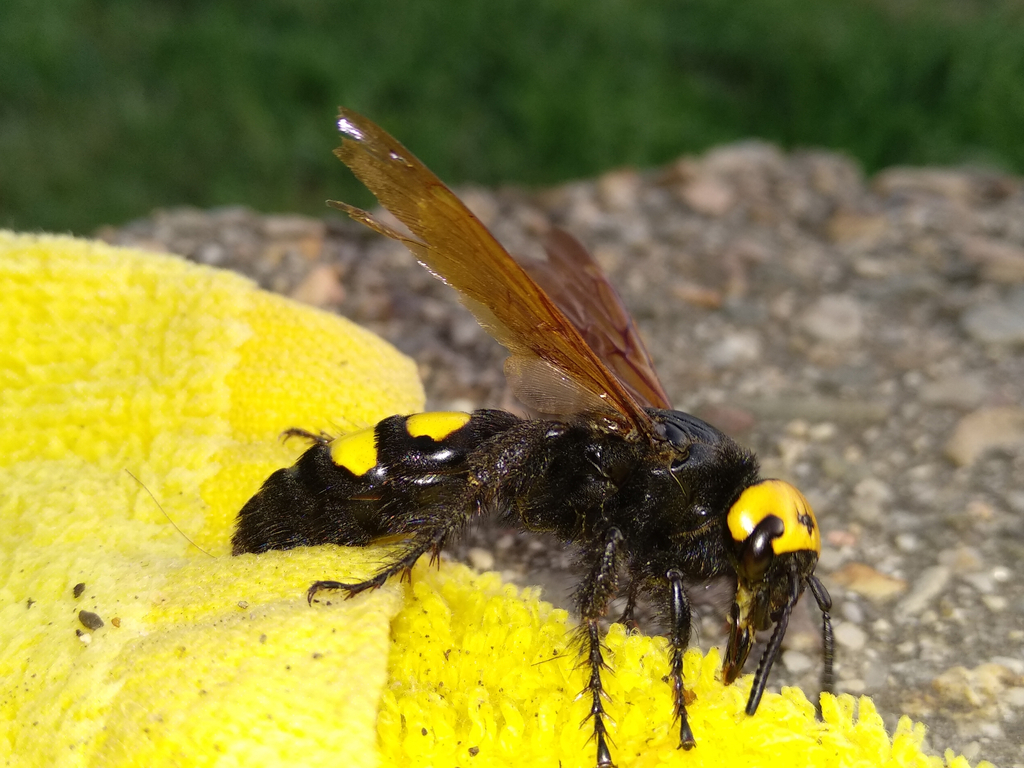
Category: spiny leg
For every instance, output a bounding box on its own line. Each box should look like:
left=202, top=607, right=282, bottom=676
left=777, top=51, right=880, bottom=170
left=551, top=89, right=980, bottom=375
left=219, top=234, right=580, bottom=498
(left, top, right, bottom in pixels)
left=666, top=568, right=696, bottom=749
left=807, top=573, right=834, bottom=713
left=574, top=527, right=624, bottom=767
left=307, top=528, right=447, bottom=604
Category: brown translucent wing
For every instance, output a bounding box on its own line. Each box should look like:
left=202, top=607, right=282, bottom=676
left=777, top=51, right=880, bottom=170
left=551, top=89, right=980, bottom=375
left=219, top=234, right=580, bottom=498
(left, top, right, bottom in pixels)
left=329, top=108, right=654, bottom=436
left=521, top=229, right=672, bottom=411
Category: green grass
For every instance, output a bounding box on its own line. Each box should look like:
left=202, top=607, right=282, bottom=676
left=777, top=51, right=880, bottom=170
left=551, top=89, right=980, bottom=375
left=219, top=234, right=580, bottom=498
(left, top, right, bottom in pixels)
left=2, top=0, right=1022, bottom=234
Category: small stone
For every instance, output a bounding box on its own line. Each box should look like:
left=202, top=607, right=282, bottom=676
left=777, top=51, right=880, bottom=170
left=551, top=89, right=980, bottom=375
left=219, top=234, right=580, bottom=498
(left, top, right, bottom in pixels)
left=894, top=533, right=919, bottom=553
left=841, top=601, right=864, bottom=623
left=960, top=287, right=1024, bottom=344
left=679, top=175, right=736, bottom=217
left=837, top=678, right=866, bottom=694
left=898, top=565, right=952, bottom=616
left=807, top=422, right=837, bottom=441
left=596, top=168, right=641, bottom=212
left=835, top=623, right=866, bottom=652
left=873, top=168, right=998, bottom=205
left=1005, top=687, right=1024, bottom=708
left=799, top=294, right=865, bottom=344
left=851, top=477, right=893, bottom=523
left=829, top=563, right=907, bottom=602
left=826, top=211, right=888, bottom=246
left=704, top=331, right=762, bottom=367
left=959, top=235, right=1024, bottom=284
left=260, top=214, right=326, bottom=259
left=671, top=281, right=723, bottom=309
left=78, top=610, right=104, bottom=631
left=961, top=572, right=994, bottom=594
left=980, top=594, right=1008, bottom=612
left=782, top=650, right=814, bottom=674
left=290, top=265, right=345, bottom=308
left=466, top=547, right=495, bottom=572
left=919, top=373, right=988, bottom=409
left=944, top=406, right=1024, bottom=466
left=938, top=545, right=983, bottom=573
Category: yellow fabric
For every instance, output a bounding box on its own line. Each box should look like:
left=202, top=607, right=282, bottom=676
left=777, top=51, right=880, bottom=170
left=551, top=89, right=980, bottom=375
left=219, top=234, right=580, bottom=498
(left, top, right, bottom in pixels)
left=0, top=231, right=990, bottom=768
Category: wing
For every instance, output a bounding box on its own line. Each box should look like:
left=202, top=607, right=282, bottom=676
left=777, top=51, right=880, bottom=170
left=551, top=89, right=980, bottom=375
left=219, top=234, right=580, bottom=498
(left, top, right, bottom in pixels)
left=329, top=108, right=655, bottom=437
left=521, top=229, right=672, bottom=410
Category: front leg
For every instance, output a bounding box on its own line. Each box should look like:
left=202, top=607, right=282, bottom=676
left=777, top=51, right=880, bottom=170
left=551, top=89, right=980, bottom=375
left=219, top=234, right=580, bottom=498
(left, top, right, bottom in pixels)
left=666, top=568, right=696, bottom=749
left=574, top=527, right=625, bottom=767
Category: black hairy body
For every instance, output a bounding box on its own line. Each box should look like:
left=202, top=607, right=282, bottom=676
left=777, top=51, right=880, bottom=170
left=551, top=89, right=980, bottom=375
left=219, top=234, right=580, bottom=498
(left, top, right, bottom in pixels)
left=233, top=407, right=760, bottom=762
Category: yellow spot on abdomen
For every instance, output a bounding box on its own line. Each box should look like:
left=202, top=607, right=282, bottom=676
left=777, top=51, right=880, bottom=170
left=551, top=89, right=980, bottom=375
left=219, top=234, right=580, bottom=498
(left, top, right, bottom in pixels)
left=406, top=412, right=471, bottom=441
left=329, top=425, right=379, bottom=476
left=727, top=479, right=821, bottom=555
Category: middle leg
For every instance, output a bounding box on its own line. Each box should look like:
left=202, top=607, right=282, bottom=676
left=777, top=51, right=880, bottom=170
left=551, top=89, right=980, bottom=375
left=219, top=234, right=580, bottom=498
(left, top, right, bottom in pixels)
left=665, top=568, right=696, bottom=749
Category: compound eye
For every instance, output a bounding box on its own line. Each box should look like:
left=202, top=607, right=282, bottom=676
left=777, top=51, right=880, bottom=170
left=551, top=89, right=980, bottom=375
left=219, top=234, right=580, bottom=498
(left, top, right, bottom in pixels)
left=739, top=515, right=785, bottom=581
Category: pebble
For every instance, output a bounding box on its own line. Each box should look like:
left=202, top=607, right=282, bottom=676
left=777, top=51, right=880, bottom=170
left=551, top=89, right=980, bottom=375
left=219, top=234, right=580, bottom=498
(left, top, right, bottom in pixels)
left=894, top=533, right=919, bottom=553
left=851, top=477, right=893, bottom=524
left=827, top=211, right=888, bottom=246
left=466, top=547, right=495, bottom=572
left=837, top=678, right=866, bottom=694
left=799, top=294, right=865, bottom=344
left=704, top=330, right=762, bottom=367
left=841, top=601, right=865, bottom=624
left=980, top=595, right=1008, bottom=612
left=938, top=545, right=983, bottom=573
left=290, top=264, right=345, bottom=308
left=829, top=562, right=907, bottom=602
left=872, top=168, right=997, bottom=205
left=918, top=373, right=988, bottom=409
left=679, top=175, right=736, bottom=216
left=959, top=235, right=1024, bottom=284
left=962, top=572, right=995, bottom=594
left=944, top=406, right=1024, bottom=466
left=807, top=422, right=837, bottom=441
left=834, top=623, right=867, bottom=652
left=596, top=168, right=642, bottom=213
left=782, top=650, right=814, bottom=674
left=898, top=565, right=952, bottom=616
left=960, top=287, right=1024, bottom=344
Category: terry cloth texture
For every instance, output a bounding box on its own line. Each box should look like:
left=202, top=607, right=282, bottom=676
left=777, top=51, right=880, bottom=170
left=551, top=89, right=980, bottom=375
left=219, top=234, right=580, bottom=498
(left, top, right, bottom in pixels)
left=0, top=231, right=990, bottom=768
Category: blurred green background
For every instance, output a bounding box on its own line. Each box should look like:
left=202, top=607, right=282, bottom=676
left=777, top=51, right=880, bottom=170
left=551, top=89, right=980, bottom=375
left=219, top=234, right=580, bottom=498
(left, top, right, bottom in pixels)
left=2, top=0, right=1022, bottom=235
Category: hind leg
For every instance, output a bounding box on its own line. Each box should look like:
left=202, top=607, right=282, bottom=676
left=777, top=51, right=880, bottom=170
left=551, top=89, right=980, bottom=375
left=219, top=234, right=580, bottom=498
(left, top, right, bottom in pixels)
left=306, top=526, right=449, bottom=604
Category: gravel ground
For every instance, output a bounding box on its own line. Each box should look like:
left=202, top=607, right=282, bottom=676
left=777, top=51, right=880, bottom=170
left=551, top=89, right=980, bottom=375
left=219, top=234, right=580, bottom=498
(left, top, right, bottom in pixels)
left=103, top=141, right=1024, bottom=766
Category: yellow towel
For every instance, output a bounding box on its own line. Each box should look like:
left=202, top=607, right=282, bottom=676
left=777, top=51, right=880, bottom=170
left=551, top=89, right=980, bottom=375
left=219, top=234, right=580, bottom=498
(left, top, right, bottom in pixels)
left=0, top=231, right=989, bottom=768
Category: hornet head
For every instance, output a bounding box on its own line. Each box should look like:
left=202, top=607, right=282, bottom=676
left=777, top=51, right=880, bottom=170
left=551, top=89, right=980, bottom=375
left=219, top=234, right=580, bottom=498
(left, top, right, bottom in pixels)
left=722, top=479, right=833, bottom=714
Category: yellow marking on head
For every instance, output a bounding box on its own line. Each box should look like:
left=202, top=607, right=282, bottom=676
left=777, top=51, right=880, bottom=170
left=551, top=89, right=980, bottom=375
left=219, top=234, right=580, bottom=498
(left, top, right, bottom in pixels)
left=329, top=425, right=379, bottom=476
left=405, top=412, right=471, bottom=441
left=727, top=479, right=821, bottom=555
